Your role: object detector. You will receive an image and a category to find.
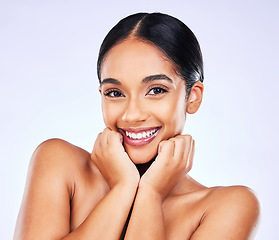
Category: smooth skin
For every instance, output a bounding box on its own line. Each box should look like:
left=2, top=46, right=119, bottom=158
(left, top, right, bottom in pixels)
left=14, top=38, right=260, bottom=240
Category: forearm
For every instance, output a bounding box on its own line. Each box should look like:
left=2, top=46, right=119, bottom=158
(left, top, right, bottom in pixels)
left=63, top=184, right=137, bottom=240
left=125, top=186, right=167, bottom=240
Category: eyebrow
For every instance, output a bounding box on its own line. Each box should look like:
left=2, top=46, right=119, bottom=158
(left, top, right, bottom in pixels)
left=142, top=74, right=173, bottom=84
left=100, top=74, right=173, bottom=87
left=99, top=78, right=121, bottom=87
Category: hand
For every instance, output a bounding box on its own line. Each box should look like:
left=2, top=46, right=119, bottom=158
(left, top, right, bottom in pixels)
left=139, top=135, right=194, bottom=200
left=91, top=128, right=140, bottom=189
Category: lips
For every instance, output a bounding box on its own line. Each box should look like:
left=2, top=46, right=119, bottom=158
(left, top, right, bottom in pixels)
left=119, top=127, right=161, bottom=146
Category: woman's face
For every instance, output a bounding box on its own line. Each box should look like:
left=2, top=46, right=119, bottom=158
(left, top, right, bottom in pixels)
left=99, top=39, right=187, bottom=164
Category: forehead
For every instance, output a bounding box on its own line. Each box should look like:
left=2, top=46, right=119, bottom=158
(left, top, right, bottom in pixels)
left=100, top=39, right=179, bottom=82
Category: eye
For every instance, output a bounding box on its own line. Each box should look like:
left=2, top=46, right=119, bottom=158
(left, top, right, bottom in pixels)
left=103, top=89, right=124, bottom=98
left=147, top=86, right=168, bottom=95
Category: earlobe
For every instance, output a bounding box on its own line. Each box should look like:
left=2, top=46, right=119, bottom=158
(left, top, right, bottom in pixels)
left=186, top=81, right=204, bottom=114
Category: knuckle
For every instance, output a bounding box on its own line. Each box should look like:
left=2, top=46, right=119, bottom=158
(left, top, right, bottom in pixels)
left=187, top=136, right=193, bottom=142
left=185, top=136, right=193, bottom=145
left=109, top=130, right=122, bottom=140
left=186, top=163, right=193, bottom=172
left=103, top=127, right=110, bottom=132
left=91, top=152, right=98, bottom=162
left=175, top=137, right=185, bottom=145
left=184, top=134, right=192, bottom=138
left=181, top=134, right=192, bottom=140
left=165, top=140, right=175, bottom=149
left=159, top=140, right=167, bottom=147
left=95, top=133, right=102, bottom=142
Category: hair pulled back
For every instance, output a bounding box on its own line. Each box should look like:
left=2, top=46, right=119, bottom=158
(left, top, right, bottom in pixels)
left=97, top=12, right=204, bottom=96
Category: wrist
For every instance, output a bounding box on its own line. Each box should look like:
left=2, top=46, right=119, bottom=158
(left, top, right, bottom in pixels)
left=113, top=179, right=139, bottom=193
left=137, top=181, right=163, bottom=202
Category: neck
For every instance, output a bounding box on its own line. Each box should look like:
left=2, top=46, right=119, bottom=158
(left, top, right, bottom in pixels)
left=135, top=160, right=206, bottom=195
left=169, top=175, right=206, bottom=196
left=136, top=158, right=155, bottom=177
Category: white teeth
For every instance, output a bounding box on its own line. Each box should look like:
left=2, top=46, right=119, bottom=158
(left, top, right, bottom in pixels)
left=125, top=128, right=158, bottom=140
left=136, top=133, right=142, bottom=139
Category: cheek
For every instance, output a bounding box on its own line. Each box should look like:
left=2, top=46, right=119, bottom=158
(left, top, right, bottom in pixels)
left=154, top=94, right=186, bottom=133
left=102, top=102, right=121, bottom=130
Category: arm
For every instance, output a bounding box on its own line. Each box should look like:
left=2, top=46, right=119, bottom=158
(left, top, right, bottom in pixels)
left=190, top=186, right=260, bottom=240
left=14, top=130, right=139, bottom=240
left=125, top=185, right=167, bottom=240
left=63, top=183, right=137, bottom=240
left=125, top=135, right=194, bottom=240
left=66, top=129, right=139, bottom=240
left=13, top=139, right=74, bottom=240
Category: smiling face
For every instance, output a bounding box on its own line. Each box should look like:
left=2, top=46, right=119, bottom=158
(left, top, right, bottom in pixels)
left=99, top=38, right=189, bottom=164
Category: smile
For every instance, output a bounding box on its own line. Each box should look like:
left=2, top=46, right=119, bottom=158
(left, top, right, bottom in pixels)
left=125, top=128, right=158, bottom=139
left=119, top=127, right=161, bottom=146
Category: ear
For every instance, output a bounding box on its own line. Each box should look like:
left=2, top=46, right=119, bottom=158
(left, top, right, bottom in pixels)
left=99, top=86, right=102, bottom=95
left=186, top=81, right=204, bottom=114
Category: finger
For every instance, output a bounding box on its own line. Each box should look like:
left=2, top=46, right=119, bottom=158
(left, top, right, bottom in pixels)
left=91, top=132, right=102, bottom=160
left=101, top=127, right=111, bottom=147
left=173, top=135, right=193, bottom=170
left=158, top=140, right=168, bottom=153
left=158, top=140, right=175, bottom=161
left=179, top=135, right=192, bottom=162
left=106, top=127, right=124, bottom=143
left=92, top=132, right=102, bottom=151
left=186, top=139, right=195, bottom=172
left=172, top=137, right=185, bottom=162
left=168, top=135, right=188, bottom=158
left=108, top=131, right=124, bottom=151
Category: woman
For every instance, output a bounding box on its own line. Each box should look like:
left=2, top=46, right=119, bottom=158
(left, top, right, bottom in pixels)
left=14, top=12, right=260, bottom=239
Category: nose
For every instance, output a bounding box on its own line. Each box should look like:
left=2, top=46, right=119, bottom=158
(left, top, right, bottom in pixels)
left=121, top=97, right=149, bottom=123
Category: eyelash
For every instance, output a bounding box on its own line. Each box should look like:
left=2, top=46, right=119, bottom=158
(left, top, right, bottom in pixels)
left=103, top=89, right=124, bottom=98
left=147, top=85, right=168, bottom=96
left=103, top=85, right=168, bottom=98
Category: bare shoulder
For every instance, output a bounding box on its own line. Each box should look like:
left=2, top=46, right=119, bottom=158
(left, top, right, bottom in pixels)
left=30, top=138, right=94, bottom=178
left=205, top=185, right=260, bottom=220
left=207, top=185, right=259, bottom=205
left=33, top=138, right=91, bottom=165
left=191, top=185, right=260, bottom=239
left=13, top=138, right=94, bottom=239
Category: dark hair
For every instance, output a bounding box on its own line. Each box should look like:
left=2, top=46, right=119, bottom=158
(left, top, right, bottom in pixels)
left=97, top=12, right=204, bottom=97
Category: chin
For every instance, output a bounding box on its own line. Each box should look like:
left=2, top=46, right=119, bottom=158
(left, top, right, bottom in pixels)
left=124, top=144, right=158, bottom=165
